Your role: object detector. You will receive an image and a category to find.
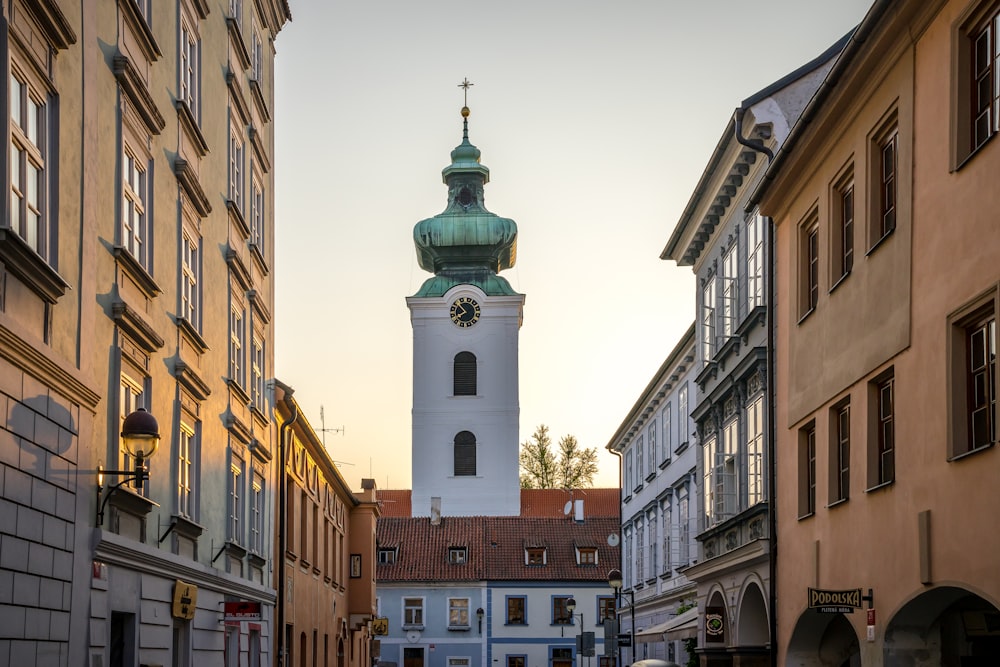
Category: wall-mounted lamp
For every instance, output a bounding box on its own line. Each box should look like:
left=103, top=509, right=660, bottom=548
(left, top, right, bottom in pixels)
left=96, top=408, right=160, bottom=526
left=476, top=607, right=484, bottom=633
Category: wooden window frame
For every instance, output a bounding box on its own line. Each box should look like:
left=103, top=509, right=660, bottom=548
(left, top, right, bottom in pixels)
left=798, top=421, right=816, bottom=519
left=948, top=287, right=999, bottom=458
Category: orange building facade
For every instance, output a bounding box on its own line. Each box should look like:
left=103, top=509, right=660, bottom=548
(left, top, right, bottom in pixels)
left=754, top=0, right=1000, bottom=663
left=274, top=383, right=380, bottom=667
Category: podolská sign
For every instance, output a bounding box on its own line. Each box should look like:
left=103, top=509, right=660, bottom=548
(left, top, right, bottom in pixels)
left=808, top=588, right=863, bottom=613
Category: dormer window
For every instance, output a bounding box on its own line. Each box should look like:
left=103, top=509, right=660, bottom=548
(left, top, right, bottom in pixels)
left=526, top=547, right=546, bottom=565
left=449, top=547, right=467, bottom=564
left=577, top=547, right=598, bottom=566
left=377, top=547, right=398, bottom=564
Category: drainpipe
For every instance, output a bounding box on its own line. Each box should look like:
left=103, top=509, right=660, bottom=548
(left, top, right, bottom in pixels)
left=274, top=380, right=298, bottom=667
left=609, top=447, right=624, bottom=667
left=733, top=108, right=778, bottom=667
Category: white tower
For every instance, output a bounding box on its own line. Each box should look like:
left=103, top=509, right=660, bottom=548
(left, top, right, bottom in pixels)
left=406, top=102, right=523, bottom=517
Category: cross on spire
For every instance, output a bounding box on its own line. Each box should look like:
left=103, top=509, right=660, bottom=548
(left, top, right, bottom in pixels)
left=458, top=77, right=474, bottom=106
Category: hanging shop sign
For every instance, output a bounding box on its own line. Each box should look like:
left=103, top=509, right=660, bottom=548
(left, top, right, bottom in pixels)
left=172, top=580, right=198, bottom=620
left=705, top=607, right=726, bottom=643
left=808, top=588, right=862, bottom=613
left=224, top=601, right=262, bottom=622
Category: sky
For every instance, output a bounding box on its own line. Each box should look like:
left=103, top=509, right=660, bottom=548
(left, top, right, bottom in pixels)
left=272, top=0, right=875, bottom=491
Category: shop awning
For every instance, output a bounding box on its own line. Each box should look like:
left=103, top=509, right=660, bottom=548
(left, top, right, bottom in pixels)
left=663, top=607, right=698, bottom=641
left=634, top=619, right=673, bottom=643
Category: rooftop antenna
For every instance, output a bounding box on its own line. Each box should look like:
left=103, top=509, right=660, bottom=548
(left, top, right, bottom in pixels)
left=318, top=405, right=345, bottom=445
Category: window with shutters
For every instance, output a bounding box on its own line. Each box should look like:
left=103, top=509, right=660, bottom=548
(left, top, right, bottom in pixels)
left=454, top=351, right=477, bottom=396
left=454, top=431, right=476, bottom=476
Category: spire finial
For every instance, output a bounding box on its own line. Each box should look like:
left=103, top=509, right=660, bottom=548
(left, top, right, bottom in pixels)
left=458, top=77, right=474, bottom=108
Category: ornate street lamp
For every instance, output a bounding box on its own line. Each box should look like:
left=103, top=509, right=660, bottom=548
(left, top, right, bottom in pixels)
left=96, top=408, right=160, bottom=525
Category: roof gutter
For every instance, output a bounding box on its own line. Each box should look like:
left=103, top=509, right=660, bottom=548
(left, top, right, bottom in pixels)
left=274, top=379, right=298, bottom=667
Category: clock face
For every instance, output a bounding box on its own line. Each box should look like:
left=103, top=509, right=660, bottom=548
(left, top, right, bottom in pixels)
left=450, top=297, right=481, bottom=328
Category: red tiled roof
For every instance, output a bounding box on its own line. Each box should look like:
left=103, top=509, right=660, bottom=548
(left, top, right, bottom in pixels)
left=376, top=488, right=620, bottom=519
left=377, top=515, right=621, bottom=583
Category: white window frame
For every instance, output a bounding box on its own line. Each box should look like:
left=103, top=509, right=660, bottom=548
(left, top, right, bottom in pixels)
left=121, top=145, right=149, bottom=269
left=229, top=119, right=245, bottom=207
left=178, top=421, right=196, bottom=518
left=228, top=454, right=244, bottom=544
left=250, top=469, right=264, bottom=554
left=250, top=167, right=264, bottom=250
left=181, top=225, right=200, bottom=325
left=403, top=597, right=424, bottom=627
left=721, top=245, right=738, bottom=338
left=648, top=420, right=657, bottom=473
left=701, top=277, right=716, bottom=364
left=448, top=598, right=470, bottom=628
left=230, top=304, right=246, bottom=388
left=635, top=436, right=644, bottom=484
left=746, top=394, right=764, bottom=506
left=746, top=214, right=764, bottom=312
left=251, top=331, right=265, bottom=412
left=9, top=61, right=48, bottom=259
left=179, top=16, right=201, bottom=119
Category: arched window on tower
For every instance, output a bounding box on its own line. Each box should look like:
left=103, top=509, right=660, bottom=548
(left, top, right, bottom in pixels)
left=454, top=352, right=477, bottom=396
left=454, top=431, right=477, bottom=476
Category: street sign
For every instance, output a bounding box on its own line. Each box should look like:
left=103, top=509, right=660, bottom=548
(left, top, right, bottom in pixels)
left=617, top=634, right=631, bottom=647
left=576, top=632, right=595, bottom=657
left=808, top=588, right=862, bottom=614
left=223, top=601, right=261, bottom=621
left=372, top=617, right=389, bottom=636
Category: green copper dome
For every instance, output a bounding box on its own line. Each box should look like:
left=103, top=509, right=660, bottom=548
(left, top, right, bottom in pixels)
left=413, top=108, right=519, bottom=297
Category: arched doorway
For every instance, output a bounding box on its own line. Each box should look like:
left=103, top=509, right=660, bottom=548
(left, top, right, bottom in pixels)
left=884, top=586, right=1000, bottom=665
left=786, top=611, right=860, bottom=666
left=736, top=583, right=769, bottom=647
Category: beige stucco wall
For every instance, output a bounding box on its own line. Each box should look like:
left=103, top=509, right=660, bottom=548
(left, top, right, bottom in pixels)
left=762, top=0, right=1000, bottom=663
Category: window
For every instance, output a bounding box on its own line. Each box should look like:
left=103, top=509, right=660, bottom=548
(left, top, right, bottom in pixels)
left=661, top=498, right=672, bottom=574
left=578, top=547, right=597, bottom=565
left=598, top=597, right=616, bottom=625
left=677, top=484, right=690, bottom=566
left=635, top=520, right=645, bottom=581
left=799, top=422, right=816, bottom=518
left=878, top=131, right=897, bottom=239
left=868, top=371, right=895, bottom=488
left=647, top=510, right=657, bottom=577
left=9, top=63, right=49, bottom=259
left=701, top=277, right=716, bottom=363
left=832, top=169, right=854, bottom=281
left=251, top=332, right=265, bottom=412
left=968, top=315, right=996, bottom=449
left=250, top=470, right=264, bottom=554
left=746, top=395, right=764, bottom=506
left=181, top=227, right=200, bottom=325
left=251, top=24, right=264, bottom=81
left=448, top=547, right=467, bottom=564
left=229, top=454, right=244, bottom=543
left=448, top=598, right=470, bottom=628
left=526, top=547, right=546, bottom=565
left=625, top=449, right=633, bottom=494
left=721, top=245, right=738, bottom=338
left=623, top=527, right=632, bottom=586
left=508, top=656, right=526, bottom=667
left=719, top=417, right=739, bottom=520
left=180, top=17, right=200, bottom=119
left=453, top=431, right=476, bottom=476
left=506, top=596, right=526, bottom=625
left=635, top=436, right=644, bottom=486
left=119, top=373, right=146, bottom=477
left=454, top=352, right=477, bottom=396
left=229, top=122, right=245, bottom=207
left=800, top=216, right=819, bottom=316
left=403, top=598, right=424, bottom=627
left=972, top=7, right=1000, bottom=150
left=662, top=404, right=672, bottom=464
left=746, top=213, right=764, bottom=312
left=377, top=547, right=397, bottom=565
left=702, top=433, right=717, bottom=528
left=121, top=146, right=150, bottom=270
left=250, top=169, right=264, bottom=251
left=448, top=659, right=469, bottom=667
left=678, top=384, right=689, bottom=450
left=229, top=0, right=242, bottom=19
left=830, top=401, right=850, bottom=504
left=178, top=422, right=197, bottom=518
left=134, top=0, right=152, bottom=23
left=552, top=596, right=572, bottom=625
left=230, top=305, right=246, bottom=388
left=648, top=421, right=657, bottom=473
left=949, top=294, right=997, bottom=457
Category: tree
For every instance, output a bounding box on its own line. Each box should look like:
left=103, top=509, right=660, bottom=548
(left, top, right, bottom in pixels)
left=519, top=424, right=599, bottom=489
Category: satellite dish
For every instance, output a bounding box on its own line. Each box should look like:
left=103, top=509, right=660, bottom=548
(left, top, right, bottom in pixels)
left=563, top=501, right=573, bottom=515
left=607, top=533, right=620, bottom=547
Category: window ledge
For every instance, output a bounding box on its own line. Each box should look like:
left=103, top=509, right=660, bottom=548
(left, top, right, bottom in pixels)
left=447, top=625, right=471, bottom=632
left=249, top=80, right=271, bottom=123
left=864, top=480, right=894, bottom=494
left=826, top=497, right=848, bottom=510
left=736, top=304, right=766, bottom=339
left=248, top=552, right=267, bottom=568
left=674, top=441, right=689, bottom=456
left=225, top=540, right=248, bottom=560
left=645, top=472, right=656, bottom=483
left=249, top=242, right=269, bottom=276
left=117, top=0, right=160, bottom=61
left=176, top=316, right=209, bottom=354
left=865, top=227, right=895, bottom=257
left=797, top=511, right=815, bottom=521
left=797, top=307, right=816, bottom=326
left=658, top=458, right=671, bottom=470
left=955, top=131, right=995, bottom=171
left=948, top=441, right=995, bottom=462
left=113, top=246, right=161, bottom=299
left=0, top=230, right=69, bottom=304
left=402, top=625, right=424, bottom=631
left=171, top=514, right=205, bottom=540
left=829, top=271, right=850, bottom=295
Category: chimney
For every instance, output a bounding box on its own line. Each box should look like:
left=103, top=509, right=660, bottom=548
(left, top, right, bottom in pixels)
left=430, top=497, right=442, bottom=526
left=574, top=499, right=584, bottom=523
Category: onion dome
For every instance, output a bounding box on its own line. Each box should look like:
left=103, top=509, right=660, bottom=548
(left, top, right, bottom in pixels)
left=413, top=105, right=519, bottom=297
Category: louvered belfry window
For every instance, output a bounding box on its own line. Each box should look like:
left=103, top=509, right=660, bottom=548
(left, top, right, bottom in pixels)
left=454, top=431, right=477, bottom=476
left=454, top=352, right=477, bottom=396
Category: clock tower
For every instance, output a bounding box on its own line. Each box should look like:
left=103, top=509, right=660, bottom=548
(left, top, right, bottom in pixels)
left=406, top=101, right=524, bottom=517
